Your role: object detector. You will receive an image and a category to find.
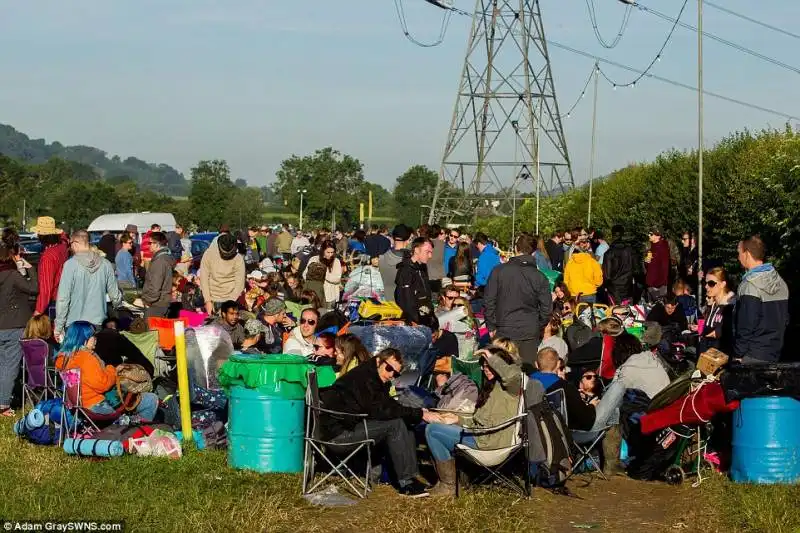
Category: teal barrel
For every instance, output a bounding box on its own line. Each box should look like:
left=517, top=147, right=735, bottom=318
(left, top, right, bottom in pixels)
left=731, top=396, right=800, bottom=484
left=220, top=353, right=337, bottom=474
left=228, top=386, right=305, bottom=473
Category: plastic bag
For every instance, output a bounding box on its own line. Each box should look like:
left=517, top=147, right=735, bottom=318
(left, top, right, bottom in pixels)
left=348, top=324, right=432, bottom=372
left=185, top=324, right=235, bottom=389
left=128, top=429, right=182, bottom=459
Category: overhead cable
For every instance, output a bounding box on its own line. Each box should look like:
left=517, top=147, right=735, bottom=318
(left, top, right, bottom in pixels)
left=704, top=1, right=800, bottom=42
left=547, top=39, right=800, bottom=121
left=585, top=0, right=634, bottom=49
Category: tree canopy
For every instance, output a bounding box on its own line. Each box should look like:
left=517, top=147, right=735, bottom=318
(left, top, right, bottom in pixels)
left=393, top=165, right=439, bottom=226
left=273, top=147, right=366, bottom=228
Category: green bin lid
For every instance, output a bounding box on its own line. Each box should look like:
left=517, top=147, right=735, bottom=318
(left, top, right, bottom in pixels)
left=218, top=353, right=336, bottom=398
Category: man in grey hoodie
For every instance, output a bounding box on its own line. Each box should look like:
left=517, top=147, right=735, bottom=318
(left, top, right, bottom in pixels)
left=379, top=224, right=412, bottom=302
left=55, top=230, right=123, bottom=340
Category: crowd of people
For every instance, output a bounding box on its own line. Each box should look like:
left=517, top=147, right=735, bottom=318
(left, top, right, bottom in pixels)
left=0, top=213, right=791, bottom=498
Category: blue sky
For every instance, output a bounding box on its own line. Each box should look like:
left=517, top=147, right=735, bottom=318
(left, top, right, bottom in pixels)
left=1, top=0, right=798, bottom=190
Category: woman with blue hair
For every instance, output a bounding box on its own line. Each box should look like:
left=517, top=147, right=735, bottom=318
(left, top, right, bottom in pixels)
left=55, top=321, right=158, bottom=421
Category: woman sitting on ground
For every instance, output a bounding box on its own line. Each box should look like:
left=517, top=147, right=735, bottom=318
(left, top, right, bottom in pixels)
left=55, top=321, right=159, bottom=421
left=334, top=334, right=371, bottom=378
left=424, top=346, right=522, bottom=496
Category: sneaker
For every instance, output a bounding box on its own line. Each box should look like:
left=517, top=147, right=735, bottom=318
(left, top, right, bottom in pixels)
left=398, top=479, right=430, bottom=498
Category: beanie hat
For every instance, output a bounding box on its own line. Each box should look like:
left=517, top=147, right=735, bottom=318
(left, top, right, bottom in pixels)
left=218, top=233, right=238, bottom=260
left=244, top=319, right=266, bottom=337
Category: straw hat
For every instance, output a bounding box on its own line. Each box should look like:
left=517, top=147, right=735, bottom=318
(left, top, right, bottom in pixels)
left=32, top=216, right=63, bottom=236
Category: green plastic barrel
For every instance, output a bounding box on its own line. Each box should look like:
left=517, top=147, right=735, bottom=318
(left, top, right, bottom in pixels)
left=221, top=354, right=336, bottom=474
left=228, top=386, right=305, bottom=473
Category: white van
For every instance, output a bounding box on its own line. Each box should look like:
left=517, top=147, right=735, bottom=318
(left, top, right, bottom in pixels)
left=87, top=212, right=176, bottom=242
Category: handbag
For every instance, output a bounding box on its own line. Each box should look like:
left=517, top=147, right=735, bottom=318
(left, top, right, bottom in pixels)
left=116, top=363, right=153, bottom=411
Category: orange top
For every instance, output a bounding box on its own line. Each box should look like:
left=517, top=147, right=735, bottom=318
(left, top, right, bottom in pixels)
left=55, top=349, right=117, bottom=409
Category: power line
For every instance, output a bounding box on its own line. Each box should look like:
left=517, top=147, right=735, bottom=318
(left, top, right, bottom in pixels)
left=597, top=0, right=688, bottom=87
left=559, top=63, right=597, bottom=118
left=704, top=1, right=800, bottom=42
left=393, top=0, right=454, bottom=48
left=547, top=39, right=800, bottom=121
left=636, top=2, right=800, bottom=75
left=585, top=0, right=634, bottom=49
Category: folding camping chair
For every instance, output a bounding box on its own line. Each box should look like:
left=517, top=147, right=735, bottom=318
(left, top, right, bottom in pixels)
left=454, top=374, right=532, bottom=498
left=58, top=368, right=128, bottom=446
left=549, top=386, right=610, bottom=482
left=20, top=338, right=59, bottom=410
left=302, top=368, right=375, bottom=499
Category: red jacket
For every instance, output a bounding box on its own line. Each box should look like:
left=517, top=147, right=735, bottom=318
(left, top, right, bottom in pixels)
left=35, top=239, right=69, bottom=313
left=645, top=239, right=670, bottom=288
left=141, top=231, right=154, bottom=261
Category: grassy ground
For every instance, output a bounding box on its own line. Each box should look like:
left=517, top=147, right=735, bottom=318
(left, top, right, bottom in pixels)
left=0, top=418, right=795, bottom=533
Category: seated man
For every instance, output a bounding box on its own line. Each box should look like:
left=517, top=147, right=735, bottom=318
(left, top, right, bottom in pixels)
left=257, top=298, right=292, bottom=354
left=283, top=308, right=319, bottom=356
left=213, top=300, right=245, bottom=349
left=530, top=347, right=596, bottom=431
left=319, top=348, right=437, bottom=498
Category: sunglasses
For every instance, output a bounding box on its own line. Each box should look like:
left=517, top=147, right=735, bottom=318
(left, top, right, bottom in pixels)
left=313, top=343, right=327, bottom=350
left=300, top=318, right=317, bottom=325
left=583, top=374, right=598, bottom=380
left=705, top=280, right=718, bottom=288
left=449, top=234, right=459, bottom=239
left=383, top=362, right=402, bottom=375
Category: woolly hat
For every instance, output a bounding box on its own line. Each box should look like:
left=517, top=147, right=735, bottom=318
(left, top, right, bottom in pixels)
left=217, top=233, right=238, bottom=260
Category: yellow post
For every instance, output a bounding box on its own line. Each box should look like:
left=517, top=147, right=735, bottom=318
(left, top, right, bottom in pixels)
left=174, top=321, right=192, bottom=444
left=359, top=202, right=364, bottom=229
left=368, top=189, right=373, bottom=224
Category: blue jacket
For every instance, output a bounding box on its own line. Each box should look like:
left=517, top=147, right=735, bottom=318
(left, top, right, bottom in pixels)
left=55, top=251, right=123, bottom=335
left=534, top=250, right=552, bottom=271
left=115, top=249, right=136, bottom=286
left=734, top=264, right=789, bottom=363
left=475, top=244, right=501, bottom=287
left=443, top=244, right=458, bottom=274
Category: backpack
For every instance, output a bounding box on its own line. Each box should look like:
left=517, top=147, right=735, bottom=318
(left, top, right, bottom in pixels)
left=116, top=363, right=153, bottom=410
left=565, top=321, right=594, bottom=352
left=524, top=379, right=573, bottom=487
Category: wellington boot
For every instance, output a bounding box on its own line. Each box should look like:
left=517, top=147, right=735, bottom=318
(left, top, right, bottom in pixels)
left=602, top=425, right=625, bottom=476
left=429, top=459, right=456, bottom=497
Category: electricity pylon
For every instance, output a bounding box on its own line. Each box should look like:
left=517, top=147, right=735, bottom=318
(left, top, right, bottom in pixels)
left=428, top=0, right=574, bottom=224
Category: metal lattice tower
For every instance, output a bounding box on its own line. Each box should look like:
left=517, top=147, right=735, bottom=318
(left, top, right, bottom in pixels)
left=428, top=0, right=574, bottom=224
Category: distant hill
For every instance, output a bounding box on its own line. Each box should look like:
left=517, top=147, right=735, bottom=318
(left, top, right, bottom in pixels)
left=0, top=123, right=188, bottom=195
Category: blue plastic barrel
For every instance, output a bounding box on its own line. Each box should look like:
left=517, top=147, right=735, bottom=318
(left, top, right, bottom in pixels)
left=228, top=386, right=305, bottom=473
left=731, top=396, right=800, bottom=484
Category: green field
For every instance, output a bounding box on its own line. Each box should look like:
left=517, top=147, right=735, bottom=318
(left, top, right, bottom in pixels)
left=2, top=417, right=797, bottom=532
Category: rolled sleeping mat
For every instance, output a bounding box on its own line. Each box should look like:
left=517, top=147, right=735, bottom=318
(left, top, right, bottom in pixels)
left=63, top=438, right=124, bottom=457
left=13, top=409, right=45, bottom=435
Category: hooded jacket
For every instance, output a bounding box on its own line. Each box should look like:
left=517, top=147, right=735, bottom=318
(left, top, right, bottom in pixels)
left=615, top=350, right=671, bottom=399
left=379, top=248, right=407, bottom=302
left=734, top=264, right=789, bottom=363
left=458, top=352, right=522, bottom=450
left=484, top=254, right=551, bottom=341
left=141, top=247, right=176, bottom=308
left=645, top=239, right=671, bottom=288
left=564, top=251, right=603, bottom=298
left=602, top=239, right=636, bottom=302
left=55, top=251, right=122, bottom=335
left=395, top=256, right=437, bottom=329
left=475, top=244, right=501, bottom=287
left=55, top=349, right=116, bottom=409
left=283, top=326, right=314, bottom=356
left=0, top=263, right=38, bottom=330
left=199, top=239, right=246, bottom=304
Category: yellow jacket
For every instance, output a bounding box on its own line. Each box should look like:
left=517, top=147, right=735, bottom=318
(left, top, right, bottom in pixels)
left=564, top=251, right=603, bottom=297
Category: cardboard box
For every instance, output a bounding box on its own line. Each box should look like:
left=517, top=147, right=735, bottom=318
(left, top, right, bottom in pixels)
left=697, top=348, right=729, bottom=376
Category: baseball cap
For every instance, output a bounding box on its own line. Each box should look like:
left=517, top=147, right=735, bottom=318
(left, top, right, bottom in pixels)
left=247, top=270, right=265, bottom=280
left=262, top=297, right=286, bottom=316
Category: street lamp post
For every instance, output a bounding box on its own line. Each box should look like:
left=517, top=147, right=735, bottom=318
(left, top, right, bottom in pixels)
left=297, top=189, right=307, bottom=231
left=697, top=0, right=705, bottom=304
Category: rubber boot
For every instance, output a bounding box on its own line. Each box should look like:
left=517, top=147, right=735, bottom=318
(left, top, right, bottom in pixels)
left=602, top=425, right=625, bottom=476
left=429, top=459, right=457, bottom=497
